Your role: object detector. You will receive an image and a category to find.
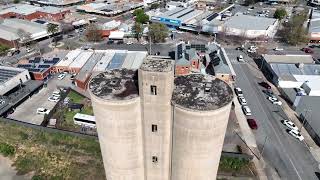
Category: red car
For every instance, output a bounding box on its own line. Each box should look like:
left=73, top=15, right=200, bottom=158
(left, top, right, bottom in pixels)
left=247, top=119, right=258, bottom=129
left=302, top=48, right=314, bottom=54
left=259, top=81, right=271, bottom=89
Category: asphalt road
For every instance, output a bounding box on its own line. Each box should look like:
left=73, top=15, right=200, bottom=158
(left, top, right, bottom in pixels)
left=226, top=48, right=319, bottom=180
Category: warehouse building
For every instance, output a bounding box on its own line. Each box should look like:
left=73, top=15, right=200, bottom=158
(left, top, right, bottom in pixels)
left=30, top=0, right=85, bottom=7
left=75, top=50, right=147, bottom=89
left=0, top=66, right=31, bottom=96
left=76, top=2, right=143, bottom=16
left=0, top=18, right=51, bottom=47
left=150, top=6, right=210, bottom=29
left=89, top=57, right=233, bottom=180
left=222, top=14, right=279, bottom=39
left=0, top=4, right=70, bottom=21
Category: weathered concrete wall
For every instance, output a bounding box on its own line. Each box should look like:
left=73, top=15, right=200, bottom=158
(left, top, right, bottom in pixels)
left=138, top=68, right=174, bottom=180
left=89, top=93, right=145, bottom=180
left=171, top=103, right=232, bottom=180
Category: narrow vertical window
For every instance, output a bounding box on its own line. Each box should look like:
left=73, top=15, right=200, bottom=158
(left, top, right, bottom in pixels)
left=152, top=124, right=157, bottom=132
left=152, top=156, right=158, bottom=163
left=151, top=85, right=157, bottom=95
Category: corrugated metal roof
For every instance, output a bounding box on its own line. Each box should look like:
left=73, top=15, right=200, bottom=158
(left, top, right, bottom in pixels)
left=224, top=14, right=277, bottom=31
left=263, top=54, right=314, bottom=64
left=107, top=52, right=127, bottom=69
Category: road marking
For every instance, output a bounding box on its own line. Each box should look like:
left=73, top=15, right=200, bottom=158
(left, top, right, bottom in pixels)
left=236, top=64, right=303, bottom=180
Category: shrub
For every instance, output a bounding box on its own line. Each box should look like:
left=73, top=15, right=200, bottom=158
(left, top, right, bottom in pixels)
left=0, top=142, right=15, bottom=156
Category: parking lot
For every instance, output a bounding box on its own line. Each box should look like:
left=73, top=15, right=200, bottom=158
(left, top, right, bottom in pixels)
left=8, top=74, right=72, bottom=125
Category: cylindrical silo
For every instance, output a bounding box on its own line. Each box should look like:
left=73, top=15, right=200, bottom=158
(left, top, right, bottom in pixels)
left=89, top=69, right=145, bottom=180
left=171, top=74, right=233, bottom=180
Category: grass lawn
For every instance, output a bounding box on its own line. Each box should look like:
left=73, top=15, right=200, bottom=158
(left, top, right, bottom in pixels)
left=218, top=156, right=255, bottom=176
left=54, top=91, right=94, bottom=131
left=67, top=91, right=85, bottom=104
left=0, top=119, right=105, bottom=180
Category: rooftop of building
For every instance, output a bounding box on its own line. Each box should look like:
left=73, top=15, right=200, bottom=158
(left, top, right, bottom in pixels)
left=270, top=63, right=320, bottom=76
left=0, top=66, right=26, bottom=84
left=263, top=54, right=314, bottom=64
left=0, top=4, right=65, bottom=15
left=0, top=18, right=48, bottom=41
left=32, top=0, right=85, bottom=6
left=17, top=56, right=61, bottom=73
left=172, top=74, right=233, bottom=111
left=89, top=69, right=139, bottom=100
left=224, top=14, right=277, bottom=30
left=76, top=52, right=105, bottom=82
left=155, top=7, right=205, bottom=23
left=309, top=10, right=320, bottom=33
left=77, top=2, right=143, bottom=14
left=140, top=57, right=174, bottom=72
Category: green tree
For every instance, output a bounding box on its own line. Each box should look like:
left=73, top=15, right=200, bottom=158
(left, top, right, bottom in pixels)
left=150, top=3, right=159, bottom=9
left=47, top=24, right=60, bottom=47
left=274, top=8, right=287, bottom=20
left=13, top=0, right=20, bottom=4
left=85, top=23, right=102, bottom=42
left=133, top=9, right=149, bottom=24
left=148, top=23, right=168, bottom=43
left=279, top=12, right=308, bottom=45
left=132, top=22, right=143, bottom=41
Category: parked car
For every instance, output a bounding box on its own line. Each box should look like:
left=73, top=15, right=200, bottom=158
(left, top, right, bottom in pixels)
left=267, top=97, right=282, bottom=105
left=262, top=89, right=276, bottom=98
left=282, top=120, right=299, bottom=131
left=235, top=46, right=244, bottom=50
left=48, top=96, right=60, bottom=102
left=26, top=48, right=34, bottom=53
left=242, top=105, right=252, bottom=116
left=37, top=108, right=50, bottom=115
left=273, top=47, right=284, bottom=51
left=238, top=55, right=244, bottom=62
left=238, top=96, right=247, bottom=105
left=288, top=129, right=304, bottom=141
left=52, top=91, right=60, bottom=97
left=259, top=81, right=271, bottom=89
left=7, top=48, right=20, bottom=56
left=107, top=40, right=114, bottom=44
left=141, top=41, right=148, bottom=45
left=247, top=49, right=256, bottom=53
left=302, top=47, right=314, bottom=54
left=247, top=119, right=258, bottom=129
left=126, top=41, right=133, bottom=45
left=57, top=73, right=66, bottom=80
left=234, top=87, right=244, bottom=96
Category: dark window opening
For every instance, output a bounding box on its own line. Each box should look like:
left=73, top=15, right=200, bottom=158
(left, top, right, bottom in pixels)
left=26, top=75, right=29, bottom=80
left=151, top=85, right=157, bottom=95
left=152, top=124, right=157, bottom=132
left=152, top=156, right=158, bottom=163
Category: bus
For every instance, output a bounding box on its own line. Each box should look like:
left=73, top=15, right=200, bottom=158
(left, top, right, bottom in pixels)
left=73, top=113, right=96, bottom=128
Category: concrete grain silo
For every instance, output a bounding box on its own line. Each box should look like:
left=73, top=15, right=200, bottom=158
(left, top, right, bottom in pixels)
left=171, top=74, right=233, bottom=180
left=88, top=69, right=145, bottom=180
left=138, top=58, right=175, bottom=180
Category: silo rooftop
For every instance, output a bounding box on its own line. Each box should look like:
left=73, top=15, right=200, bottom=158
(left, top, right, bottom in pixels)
left=89, top=69, right=139, bottom=100
left=140, top=57, right=173, bottom=72
left=172, top=74, right=233, bottom=111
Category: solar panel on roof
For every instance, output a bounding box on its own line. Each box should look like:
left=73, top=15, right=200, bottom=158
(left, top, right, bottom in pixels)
left=207, top=13, right=219, bottom=21
left=38, top=65, right=51, bottom=69
left=107, top=53, right=126, bottom=69
left=29, top=68, right=41, bottom=72
left=176, top=43, right=183, bottom=60
left=17, top=64, right=32, bottom=68
left=52, top=58, right=60, bottom=63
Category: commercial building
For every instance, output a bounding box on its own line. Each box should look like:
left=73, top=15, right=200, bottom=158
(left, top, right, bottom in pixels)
left=0, top=66, right=31, bottom=96
left=175, top=42, right=236, bottom=83
left=222, top=14, right=279, bottom=39
left=0, top=4, right=70, bottom=21
left=17, top=56, right=61, bottom=80
left=76, top=2, right=143, bottom=16
left=30, top=0, right=85, bottom=7
left=0, top=18, right=51, bottom=47
left=89, top=57, right=233, bottom=180
left=150, top=7, right=210, bottom=29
